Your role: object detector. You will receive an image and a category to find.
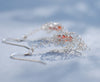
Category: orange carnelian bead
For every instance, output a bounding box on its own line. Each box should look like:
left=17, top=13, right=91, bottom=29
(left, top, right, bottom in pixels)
left=62, top=35, right=66, bottom=38
left=58, top=26, right=62, bottom=30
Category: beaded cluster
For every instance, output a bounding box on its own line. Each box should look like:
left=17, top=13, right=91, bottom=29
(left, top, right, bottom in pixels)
left=31, top=22, right=88, bottom=55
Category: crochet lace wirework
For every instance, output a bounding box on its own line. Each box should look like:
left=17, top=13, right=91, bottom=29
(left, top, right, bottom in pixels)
left=2, top=22, right=88, bottom=64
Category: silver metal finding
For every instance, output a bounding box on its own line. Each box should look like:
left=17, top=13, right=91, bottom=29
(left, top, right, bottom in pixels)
left=2, top=22, right=88, bottom=64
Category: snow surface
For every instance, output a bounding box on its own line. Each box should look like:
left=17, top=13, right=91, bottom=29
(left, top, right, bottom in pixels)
left=0, top=0, right=100, bottom=82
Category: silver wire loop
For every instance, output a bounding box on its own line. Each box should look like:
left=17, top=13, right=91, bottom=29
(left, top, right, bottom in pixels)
left=2, top=38, right=46, bottom=64
left=2, top=38, right=30, bottom=49
left=10, top=53, right=46, bottom=64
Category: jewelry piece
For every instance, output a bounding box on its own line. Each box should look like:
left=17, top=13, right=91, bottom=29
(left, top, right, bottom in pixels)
left=2, top=22, right=88, bottom=64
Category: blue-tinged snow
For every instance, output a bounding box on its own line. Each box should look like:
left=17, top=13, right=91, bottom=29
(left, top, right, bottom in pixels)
left=0, top=0, right=100, bottom=82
